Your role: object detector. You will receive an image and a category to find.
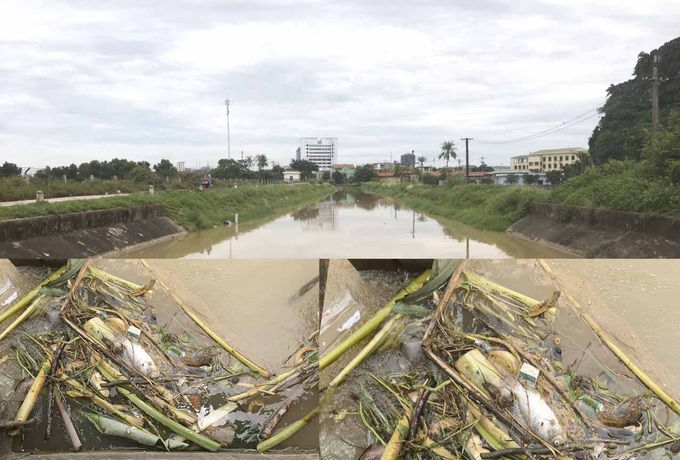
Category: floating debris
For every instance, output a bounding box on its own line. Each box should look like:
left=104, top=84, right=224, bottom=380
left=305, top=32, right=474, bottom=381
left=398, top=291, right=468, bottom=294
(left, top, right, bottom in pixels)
left=0, top=260, right=318, bottom=453
left=321, top=259, right=680, bottom=459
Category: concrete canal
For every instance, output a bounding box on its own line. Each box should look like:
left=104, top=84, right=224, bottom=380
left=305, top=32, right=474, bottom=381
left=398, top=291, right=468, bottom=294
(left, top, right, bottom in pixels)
left=124, top=190, right=575, bottom=258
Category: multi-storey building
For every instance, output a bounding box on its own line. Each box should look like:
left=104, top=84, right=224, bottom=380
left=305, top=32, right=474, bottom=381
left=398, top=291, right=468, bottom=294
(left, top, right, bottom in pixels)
left=510, top=147, right=588, bottom=172
left=400, top=152, right=416, bottom=168
left=300, top=137, right=337, bottom=171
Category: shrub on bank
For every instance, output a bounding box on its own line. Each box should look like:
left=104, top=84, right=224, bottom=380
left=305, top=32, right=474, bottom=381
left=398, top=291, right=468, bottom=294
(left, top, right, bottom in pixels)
left=361, top=183, right=549, bottom=231
left=0, top=183, right=335, bottom=231
left=547, top=162, right=680, bottom=216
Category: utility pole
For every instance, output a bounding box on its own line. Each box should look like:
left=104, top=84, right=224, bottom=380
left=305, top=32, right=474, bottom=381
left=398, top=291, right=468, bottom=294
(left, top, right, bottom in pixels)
left=457, top=159, right=462, bottom=169
left=461, top=138, right=473, bottom=183
left=225, top=99, right=231, bottom=159
left=652, top=54, right=660, bottom=134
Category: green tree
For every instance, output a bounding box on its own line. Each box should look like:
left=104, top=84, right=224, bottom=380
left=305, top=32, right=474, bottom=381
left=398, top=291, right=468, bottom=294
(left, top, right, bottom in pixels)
left=214, top=159, right=248, bottom=179
left=331, top=170, right=346, bottom=184
left=642, top=109, right=680, bottom=179
left=546, top=170, right=565, bottom=186
left=589, top=36, right=680, bottom=165
left=505, top=174, right=519, bottom=185
left=439, top=141, right=457, bottom=178
left=271, top=164, right=285, bottom=180
left=321, top=171, right=331, bottom=181
left=0, top=161, right=21, bottom=177
left=130, top=164, right=155, bottom=183
left=417, top=156, right=427, bottom=182
left=153, top=159, right=178, bottom=178
left=290, top=159, right=319, bottom=181
left=352, top=164, right=377, bottom=184
left=525, top=174, right=539, bottom=185
left=79, top=160, right=102, bottom=180
left=245, top=155, right=254, bottom=171
left=255, top=154, right=269, bottom=178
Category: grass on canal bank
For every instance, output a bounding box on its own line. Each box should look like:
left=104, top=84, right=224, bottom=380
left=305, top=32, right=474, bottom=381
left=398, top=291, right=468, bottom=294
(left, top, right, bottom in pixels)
left=0, top=183, right=335, bottom=232
left=361, top=182, right=550, bottom=231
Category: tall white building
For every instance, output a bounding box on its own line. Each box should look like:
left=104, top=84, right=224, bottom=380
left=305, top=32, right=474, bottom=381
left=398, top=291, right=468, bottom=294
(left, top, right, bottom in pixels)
left=300, top=137, right=337, bottom=171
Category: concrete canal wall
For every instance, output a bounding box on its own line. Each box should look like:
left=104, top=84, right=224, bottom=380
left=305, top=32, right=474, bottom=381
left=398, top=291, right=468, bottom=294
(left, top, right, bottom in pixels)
left=509, top=202, right=680, bottom=258
left=0, top=204, right=185, bottom=258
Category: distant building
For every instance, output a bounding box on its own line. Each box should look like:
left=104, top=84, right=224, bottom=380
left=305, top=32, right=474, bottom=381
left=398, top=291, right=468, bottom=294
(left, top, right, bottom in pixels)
left=176, top=161, right=186, bottom=172
left=332, top=164, right=356, bottom=179
left=400, top=151, right=416, bottom=168
left=377, top=171, right=419, bottom=183
left=511, top=147, right=587, bottom=173
left=295, top=147, right=301, bottom=162
left=300, top=137, right=337, bottom=171
left=493, top=171, right=552, bottom=186
left=373, top=161, right=399, bottom=171
left=285, top=170, right=302, bottom=182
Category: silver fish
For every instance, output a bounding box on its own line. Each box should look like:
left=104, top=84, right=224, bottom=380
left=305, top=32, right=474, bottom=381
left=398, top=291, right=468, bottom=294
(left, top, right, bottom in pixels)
left=121, top=340, right=159, bottom=378
left=511, top=382, right=565, bottom=445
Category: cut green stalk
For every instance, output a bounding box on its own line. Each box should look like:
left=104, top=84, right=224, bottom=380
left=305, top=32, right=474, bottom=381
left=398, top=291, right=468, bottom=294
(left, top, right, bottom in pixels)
left=0, top=295, right=46, bottom=342
left=539, top=259, right=680, bottom=416
left=0, top=265, right=67, bottom=327
left=96, top=360, right=220, bottom=451
left=228, top=366, right=299, bottom=402
left=84, top=411, right=188, bottom=450
left=256, top=406, right=319, bottom=453
left=139, top=260, right=270, bottom=378
left=89, top=267, right=145, bottom=291
left=63, top=377, right=144, bottom=429
left=420, top=436, right=458, bottom=460
left=328, top=315, right=401, bottom=390
left=9, top=355, right=52, bottom=436
left=463, top=271, right=540, bottom=308
left=320, top=269, right=432, bottom=371
left=380, top=408, right=412, bottom=460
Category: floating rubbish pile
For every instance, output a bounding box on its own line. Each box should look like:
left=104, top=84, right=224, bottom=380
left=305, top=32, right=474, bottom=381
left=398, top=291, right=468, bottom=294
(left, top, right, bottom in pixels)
left=321, top=260, right=680, bottom=459
left=0, top=260, right=318, bottom=453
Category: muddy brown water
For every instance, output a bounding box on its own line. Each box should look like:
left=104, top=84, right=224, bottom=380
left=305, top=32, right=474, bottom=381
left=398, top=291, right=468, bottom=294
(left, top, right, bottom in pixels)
left=6, top=260, right=319, bottom=453
left=124, top=190, right=576, bottom=259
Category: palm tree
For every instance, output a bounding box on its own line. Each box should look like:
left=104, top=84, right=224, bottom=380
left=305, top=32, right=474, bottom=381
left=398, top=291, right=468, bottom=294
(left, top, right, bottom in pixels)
left=245, top=155, right=254, bottom=171
left=417, top=156, right=427, bottom=183
left=439, top=141, right=457, bottom=179
left=256, top=154, right=268, bottom=181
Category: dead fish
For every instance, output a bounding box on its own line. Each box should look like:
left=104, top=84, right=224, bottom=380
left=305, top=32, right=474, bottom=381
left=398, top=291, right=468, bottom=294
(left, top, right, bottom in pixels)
left=598, top=396, right=648, bottom=428
left=182, top=348, right=217, bottom=367
left=511, top=382, right=565, bottom=445
left=121, top=340, right=159, bottom=378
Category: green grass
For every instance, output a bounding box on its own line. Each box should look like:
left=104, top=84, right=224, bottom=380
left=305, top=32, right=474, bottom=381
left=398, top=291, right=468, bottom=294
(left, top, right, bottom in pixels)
left=0, top=176, right=257, bottom=202
left=546, top=162, right=680, bottom=216
left=0, top=184, right=335, bottom=232
left=364, top=163, right=680, bottom=232
left=361, top=182, right=550, bottom=231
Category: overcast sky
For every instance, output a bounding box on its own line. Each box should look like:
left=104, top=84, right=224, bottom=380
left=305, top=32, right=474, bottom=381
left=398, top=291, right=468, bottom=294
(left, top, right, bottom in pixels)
left=1, top=0, right=678, bottom=170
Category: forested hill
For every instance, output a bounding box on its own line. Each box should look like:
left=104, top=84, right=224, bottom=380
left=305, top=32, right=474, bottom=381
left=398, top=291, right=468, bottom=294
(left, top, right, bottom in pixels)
left=589, top=36, right=680, bottom=165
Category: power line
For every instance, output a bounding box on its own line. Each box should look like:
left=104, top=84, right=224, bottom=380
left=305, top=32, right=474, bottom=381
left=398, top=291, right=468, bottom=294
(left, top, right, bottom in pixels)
left=477, top=104, right=603, bottom=145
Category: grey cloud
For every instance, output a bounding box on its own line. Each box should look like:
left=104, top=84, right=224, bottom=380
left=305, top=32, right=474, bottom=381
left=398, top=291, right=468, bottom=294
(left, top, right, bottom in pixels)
left=1, top=0, right=678, bottom=167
